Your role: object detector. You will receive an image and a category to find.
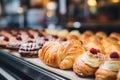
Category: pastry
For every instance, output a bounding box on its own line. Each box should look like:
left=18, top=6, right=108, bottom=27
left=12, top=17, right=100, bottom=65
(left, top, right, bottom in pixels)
left=95, top=31, right=107, bottom=40
left=38, top=39, right=85, bottom=69
left=6, top=37, right=22, bottom=51
left=45, top=29, right=59, bottom=35
left=102, top=38, right=120, bottom=55
left=73, top=48, right=104, bottom=77
left=0, top=36, right=8, bottom=48
left=95, top=52, right=120, bottom=80
left=109, top=32, right=120, bottom=41
left=85, top=36, right=105, bottom=54
left=117, top=70, right=120, bottom=80
left=80, top=30, right=94, bottom=45
left=58, top=29, right=69, bottom=39
left=19, top=40, right=41, bottom=58
left=68, top=30, right=81, bottom=40
left=0, top=30, right=13, bottom=39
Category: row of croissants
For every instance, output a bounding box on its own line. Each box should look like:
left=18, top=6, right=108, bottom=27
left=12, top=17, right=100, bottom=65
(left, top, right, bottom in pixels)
left=0, top=28, right=120, bottom=80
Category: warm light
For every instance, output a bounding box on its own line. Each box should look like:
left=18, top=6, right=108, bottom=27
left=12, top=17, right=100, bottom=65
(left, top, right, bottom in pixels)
left=43, top=0, right=50, bottom=7
left=46, top=11, right=54, bottom=17
left=112, top=0, right=119, bottom=3
left=87, top=0, right=97, bottom=6
left=31, top=0, right=42, bottom=6
left=47, top=1, right=57, bottom=10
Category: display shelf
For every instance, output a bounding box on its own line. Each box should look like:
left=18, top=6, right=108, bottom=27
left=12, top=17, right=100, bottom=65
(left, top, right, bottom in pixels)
left=0, top=50, right=69, bottom=80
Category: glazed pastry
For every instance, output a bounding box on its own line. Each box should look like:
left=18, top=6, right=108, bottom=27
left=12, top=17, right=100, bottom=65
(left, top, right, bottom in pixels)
left=58, top=29, right=69, bottom=39
left=95, top=52, right=120, bottom=80
left=102, top=38, right=120, bottom=55
left=6, top=37, right=22, bottom=51
left=45, top=29, right=59, bottom=35
left=73, top=48, right=104, bottom=77
left=95, top=31, right=107, bottom=40
left=19, top=40, right=41, bottom=58
left=81, top=30, right=94, bottom=37
left=0, top=36, right=8, bottom=48
left=85, top=36, right=105, bottom=54
left=38, top=39, right=85, bottom=69
left=117, top=70, right=120, bottom=80
left=109, top=32, right=120, bottom=41
left=80, top=30, right=94, bottom=45
left=68, top=30, right=81, bottom=40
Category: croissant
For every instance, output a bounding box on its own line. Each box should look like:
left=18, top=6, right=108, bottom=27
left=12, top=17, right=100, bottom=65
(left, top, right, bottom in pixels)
left=84, top=36, right=105, bottom=54
left=80, top=30, right=94, bottom=45
left=102, top=38, right=120, bottom=55
left=38, top=39, right=85, bottom=69
left=109, top=32, right=120, bottom=41
left=95, top=31, right=107, bottom=40
left=68, top=30, right=81, bottom=40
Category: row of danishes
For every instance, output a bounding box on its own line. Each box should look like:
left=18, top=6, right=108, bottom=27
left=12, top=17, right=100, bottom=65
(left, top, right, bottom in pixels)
left=0, top=28, right=120, bottom=80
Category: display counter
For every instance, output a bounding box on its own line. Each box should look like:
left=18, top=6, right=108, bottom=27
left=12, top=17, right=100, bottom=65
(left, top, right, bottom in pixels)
left=0, top=50, right=94, bottom=80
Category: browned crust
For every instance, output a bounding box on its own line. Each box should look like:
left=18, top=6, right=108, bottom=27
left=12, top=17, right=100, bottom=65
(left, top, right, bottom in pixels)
left=95, top=68, right=117, bottom=80
left=73, top=57, right=97, bottom=78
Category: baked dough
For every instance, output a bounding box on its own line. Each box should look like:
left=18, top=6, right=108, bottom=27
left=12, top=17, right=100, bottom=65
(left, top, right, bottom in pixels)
left=38, top=39, right=85, bottom=69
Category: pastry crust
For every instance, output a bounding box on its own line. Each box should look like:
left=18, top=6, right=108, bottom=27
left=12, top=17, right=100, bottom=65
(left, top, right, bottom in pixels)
left=109, top=32, right=120, bottom=41
left=80, top=31, right=94, bottom=44
left=95, top=68, right=117, bottom=80
left=101, top=38, right=120, bottom=55
left=95, top=31, right=107, bottom=40
left=85, top=36, right=105, bottom=54
left=73, top=56, right=97, bottom=77
left=38, top=39, right=85, bottom=69
left=117, top=70, right=120, bottom=80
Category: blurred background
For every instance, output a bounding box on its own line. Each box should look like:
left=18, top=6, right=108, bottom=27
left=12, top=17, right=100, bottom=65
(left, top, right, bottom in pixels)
left=0, top=0, right=120, bottom=31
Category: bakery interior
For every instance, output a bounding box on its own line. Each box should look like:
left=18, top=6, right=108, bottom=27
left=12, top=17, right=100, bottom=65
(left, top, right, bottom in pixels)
left=0, top=0, right=120, bottom=80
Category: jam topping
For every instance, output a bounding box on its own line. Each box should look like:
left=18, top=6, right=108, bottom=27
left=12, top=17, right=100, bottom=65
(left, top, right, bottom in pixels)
left=44, top=38, right=49, bottom=41
left=110, top=52, right=119, bottom=58
left=16, top=35, right=22, bottom=41
left=90, top=48, right=100, bottom=54
left=62, top=38, right=67, bottom=41
left=52, top=35, right=58, bottom=39
left=27, top=40, right=34, bottom=43
left=38, top=32, right=44, bottom=37
left=28, top=33, right=34, bottom=39
left=4, top=37, right=9, bottom=41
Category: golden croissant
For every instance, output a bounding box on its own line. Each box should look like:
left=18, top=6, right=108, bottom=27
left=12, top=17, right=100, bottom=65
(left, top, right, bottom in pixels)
left=38, top=39, right=85, bottom=69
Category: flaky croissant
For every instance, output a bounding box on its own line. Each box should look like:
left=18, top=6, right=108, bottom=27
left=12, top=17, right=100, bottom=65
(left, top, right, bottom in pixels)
left=102, top=38, right=120, bottom=55
left=84, top=36, right=105, bottom=54
left=109, top=32, right=120, bottom=41
left=95, top=31, right=107, bottom=40
left=38, top=39, right=85, bottom=69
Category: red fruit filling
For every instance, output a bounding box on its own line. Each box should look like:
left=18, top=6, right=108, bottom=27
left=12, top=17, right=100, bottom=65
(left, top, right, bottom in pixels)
left=90, top=48, right=100, bottom=54
left=110, top=52, right=119, bottom=58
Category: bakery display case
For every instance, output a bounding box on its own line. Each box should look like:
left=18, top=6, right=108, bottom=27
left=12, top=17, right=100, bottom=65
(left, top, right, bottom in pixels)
left=0, top=50, right=69, bottom=80
left=0, top=0, right=120, bottom=80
